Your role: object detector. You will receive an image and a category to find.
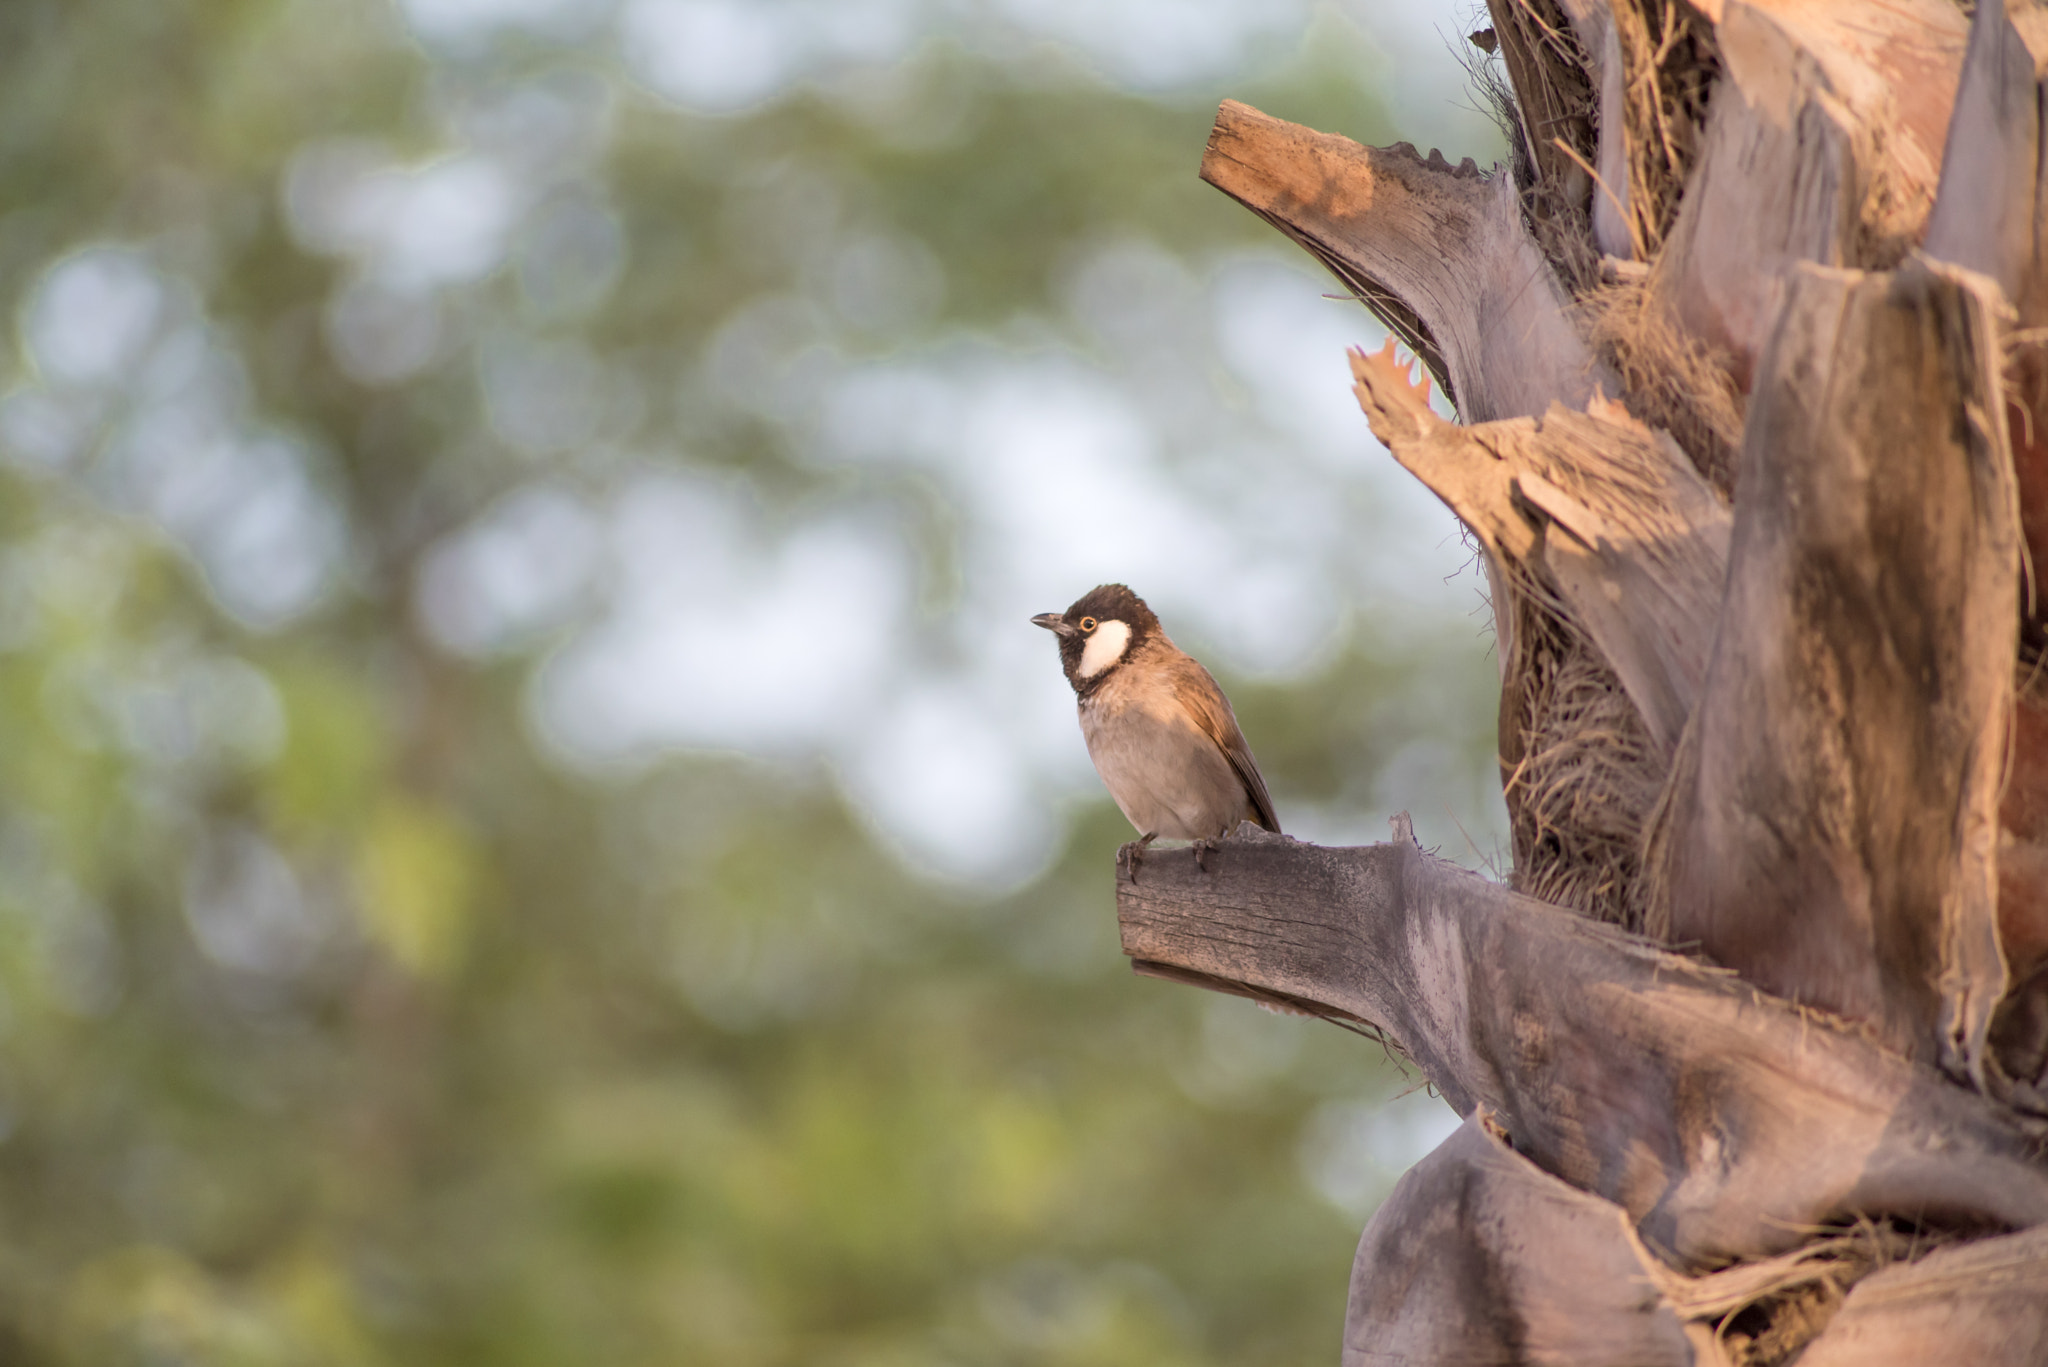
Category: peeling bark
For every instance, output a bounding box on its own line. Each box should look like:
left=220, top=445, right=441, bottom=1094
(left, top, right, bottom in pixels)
left=1645, top=260, right=2017, bottom=1079
left=1656, top=0, right=1966, bottom=385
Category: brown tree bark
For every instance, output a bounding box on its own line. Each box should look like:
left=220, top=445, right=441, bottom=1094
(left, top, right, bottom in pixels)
left=1129, top=0, right=2048, bottom=1359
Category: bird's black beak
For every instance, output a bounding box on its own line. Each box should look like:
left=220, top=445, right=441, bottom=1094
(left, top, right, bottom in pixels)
left=1031, top=612, right=1078, bottom=638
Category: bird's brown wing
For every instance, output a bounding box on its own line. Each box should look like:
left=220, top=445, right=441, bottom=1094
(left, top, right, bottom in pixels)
left=1170, top=660, right=1280, bottom=833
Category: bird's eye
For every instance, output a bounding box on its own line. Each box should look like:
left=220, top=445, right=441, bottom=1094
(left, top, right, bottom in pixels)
left=1080, top=617, right=1097, bottom=632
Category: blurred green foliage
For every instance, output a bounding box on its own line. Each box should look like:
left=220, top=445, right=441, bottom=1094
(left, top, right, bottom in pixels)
left=0, top=1, right=1505, bottom=1363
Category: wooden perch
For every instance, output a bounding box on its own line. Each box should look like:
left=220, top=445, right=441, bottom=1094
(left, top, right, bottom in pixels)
left=1646, top=260, right=2018, bottom=1080
left=1116, top=829, right=2048, bottom=1273
left=1199, top=100, right=1614, bottom=423
left=1351, top=343, right=1729, bottom=759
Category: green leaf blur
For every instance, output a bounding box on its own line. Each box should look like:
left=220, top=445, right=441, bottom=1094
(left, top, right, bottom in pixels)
left=0, top=1, right=1508, bottom=1363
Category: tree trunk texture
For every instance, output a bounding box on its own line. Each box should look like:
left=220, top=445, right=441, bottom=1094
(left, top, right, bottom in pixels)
left=1130, top=0, right=2048, bottom=1359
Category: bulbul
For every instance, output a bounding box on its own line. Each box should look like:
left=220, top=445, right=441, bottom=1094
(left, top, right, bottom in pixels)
left=1032, top=584, right=1279, bottom=859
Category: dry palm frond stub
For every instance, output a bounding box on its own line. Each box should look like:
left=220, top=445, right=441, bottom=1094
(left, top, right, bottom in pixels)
left=1481, top=0, right=1600, bottom=290
left=1500, top=594, right=1660, bottom=927
left=1605, top=0, right=1719, bottom=258
left=1480, top=0, right=1720, bottom=276
left=1351, top=339, right=1685, bottom=928
left=1478, top=0, right=1733, bottom=491
left=1574, top=269, right=1746, bottom=495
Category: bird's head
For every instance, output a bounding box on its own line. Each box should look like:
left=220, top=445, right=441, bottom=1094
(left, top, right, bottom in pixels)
left=1031, top=583, right=1159, bottom=691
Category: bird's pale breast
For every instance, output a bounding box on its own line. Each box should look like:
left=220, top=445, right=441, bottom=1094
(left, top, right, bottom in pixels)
left=1078, top=673, right=1253, bottom=840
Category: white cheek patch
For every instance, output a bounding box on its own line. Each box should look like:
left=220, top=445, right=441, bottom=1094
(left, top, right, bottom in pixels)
left=1077, top=619, right=1132, bottom=679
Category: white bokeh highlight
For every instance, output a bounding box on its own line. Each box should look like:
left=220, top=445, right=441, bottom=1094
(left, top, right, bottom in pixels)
left=23, top=249, right=166, bottom=387
left=1299, top=1088, right=1464, bottom=1217
left=416, top=483, right=605, bottom=657
left=400, top=0, right=610, bottom=48
left=4, top=248, right=348, bottom=630
left=284, top=145, right=520, bottom=292
left=619, top=0, right=918, bottom=114
left=530, top=473, right=914, bottom=762
left=182, top=826, right=329, bottom=979
left=986, top=0, right=1308, bottom=89
left=594, top=0, right=1491, bottom=128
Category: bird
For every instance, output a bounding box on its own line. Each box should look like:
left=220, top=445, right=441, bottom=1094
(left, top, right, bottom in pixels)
left=1032, top=584, right=1279, bottom=869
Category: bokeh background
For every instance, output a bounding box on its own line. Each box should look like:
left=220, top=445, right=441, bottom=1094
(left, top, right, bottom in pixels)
left=0, top=1, right=1511, bottom=1362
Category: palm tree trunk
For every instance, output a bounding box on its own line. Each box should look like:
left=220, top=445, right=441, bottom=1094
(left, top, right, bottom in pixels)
left=1130, top=0, right=2048, bottom=1358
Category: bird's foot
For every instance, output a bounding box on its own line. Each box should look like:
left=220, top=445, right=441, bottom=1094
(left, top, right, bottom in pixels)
left=1123, top=832, right=1159, bottom=882
left=1194, top=836, right=1219, bottom=874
